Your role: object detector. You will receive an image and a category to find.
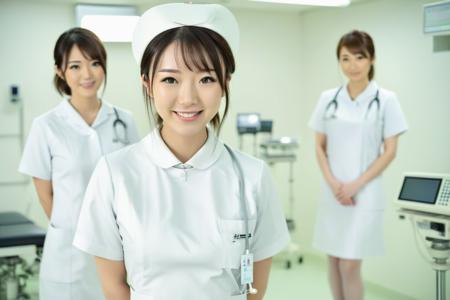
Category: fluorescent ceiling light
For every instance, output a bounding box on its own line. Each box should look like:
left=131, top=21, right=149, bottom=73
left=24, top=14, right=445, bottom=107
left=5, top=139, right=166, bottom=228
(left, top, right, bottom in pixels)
left=250, top=0, right=350, bottom=6
left=76, top=4, right=138, bottom=42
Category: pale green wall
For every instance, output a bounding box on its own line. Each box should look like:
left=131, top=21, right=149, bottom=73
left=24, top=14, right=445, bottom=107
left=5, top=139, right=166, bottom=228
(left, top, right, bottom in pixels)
left=1, top=0, right=449, bottom=299
left=296, top=0, right=450, bottom=299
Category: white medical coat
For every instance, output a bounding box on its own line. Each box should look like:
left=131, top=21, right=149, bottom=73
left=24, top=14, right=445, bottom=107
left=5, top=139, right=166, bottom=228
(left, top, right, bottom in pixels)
left=308, top=81, right=408, bottom=258
left=74, top=128, right=290, bottom=300
left=18, top=99, right=139, bottom=299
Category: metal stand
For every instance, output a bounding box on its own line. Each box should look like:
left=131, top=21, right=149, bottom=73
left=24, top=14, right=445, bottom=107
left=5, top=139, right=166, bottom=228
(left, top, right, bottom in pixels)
left=260, top=138, right=302, bottom=269
left=428, top=238, right=450, bottom=300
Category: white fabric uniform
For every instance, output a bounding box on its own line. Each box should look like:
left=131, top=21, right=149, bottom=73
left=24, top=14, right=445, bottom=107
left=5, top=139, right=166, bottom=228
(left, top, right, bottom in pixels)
left=18, top=99, right=140, bottom=300
left=308, top=81, right=408, bottom=259
left=73, top=128, right=290, bottom=300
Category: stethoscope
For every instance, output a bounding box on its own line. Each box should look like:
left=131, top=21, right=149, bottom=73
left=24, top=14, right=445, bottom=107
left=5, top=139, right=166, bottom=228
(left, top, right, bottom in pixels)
left=112, top=108, right=129, bottom=144
left=223, top=144, right=258, bottom=296
left=324, top=86, right=380, bottom=120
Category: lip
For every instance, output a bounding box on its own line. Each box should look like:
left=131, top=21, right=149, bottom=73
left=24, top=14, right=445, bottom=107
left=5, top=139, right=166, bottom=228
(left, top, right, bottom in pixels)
left=173, top=110, right=202, bottom=122
left=80, top=81, right=95, bottom=89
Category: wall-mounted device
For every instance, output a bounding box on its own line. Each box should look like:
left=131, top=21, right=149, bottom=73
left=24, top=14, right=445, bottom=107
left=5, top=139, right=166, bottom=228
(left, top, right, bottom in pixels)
left=10, top=85, right=20, bottom=103
left=424, top=1, right=450, bottom=34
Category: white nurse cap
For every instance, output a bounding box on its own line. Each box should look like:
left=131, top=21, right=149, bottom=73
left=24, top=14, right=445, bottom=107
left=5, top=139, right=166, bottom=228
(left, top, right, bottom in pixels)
left=132, top=3, right=239, bottom=65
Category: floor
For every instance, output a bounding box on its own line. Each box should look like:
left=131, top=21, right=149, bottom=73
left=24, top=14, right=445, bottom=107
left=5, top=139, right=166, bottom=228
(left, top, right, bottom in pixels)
left=6, top=254, right=416, bottom=300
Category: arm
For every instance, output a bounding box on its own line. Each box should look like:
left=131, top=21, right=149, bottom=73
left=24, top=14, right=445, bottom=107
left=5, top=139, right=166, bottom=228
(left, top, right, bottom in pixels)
left=32, top=177, right=53, bottom=219
left=314, top=132, right=354, bottom=205
left=95, top=257, right=130, bottom=300
left=337, top=135, right=399, bottom=200
left=248, top=257, right=272, bottom=300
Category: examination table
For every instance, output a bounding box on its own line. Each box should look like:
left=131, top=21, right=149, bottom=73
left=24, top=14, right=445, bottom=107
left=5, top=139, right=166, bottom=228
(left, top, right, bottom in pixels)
left=0, top=212, right=46, bottom=299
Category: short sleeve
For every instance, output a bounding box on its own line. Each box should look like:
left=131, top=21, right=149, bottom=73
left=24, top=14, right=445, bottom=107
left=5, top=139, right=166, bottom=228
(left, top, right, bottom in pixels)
left=383, top=93, right=408, bottom=138
left=73, top=157, right=124, bottom=260
left=18, top=119, right=52, bottom=180
left=251, top=163, right=290, bottom=261
left=308, top=92, right=328, bottom=133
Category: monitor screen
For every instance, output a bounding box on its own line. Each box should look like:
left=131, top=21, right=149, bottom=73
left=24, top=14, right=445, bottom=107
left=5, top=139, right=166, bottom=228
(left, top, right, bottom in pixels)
left=237, top=113, right=260, bottom=134
left=399, top=177, right=442, bottom=204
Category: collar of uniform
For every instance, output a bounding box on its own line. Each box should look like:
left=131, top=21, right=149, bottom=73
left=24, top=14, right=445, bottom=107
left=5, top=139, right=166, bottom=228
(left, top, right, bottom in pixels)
left=55, top=98, right=115, bottom=133
left=342, top=80, right=378, bottom=104
left=144, top=127, right=224, bottom=170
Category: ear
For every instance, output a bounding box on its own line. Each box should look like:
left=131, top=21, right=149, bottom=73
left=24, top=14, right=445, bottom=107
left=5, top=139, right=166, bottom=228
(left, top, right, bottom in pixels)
left=141, top=74, right=152, bottom=98
left=55, top=66, right=64, bottom=80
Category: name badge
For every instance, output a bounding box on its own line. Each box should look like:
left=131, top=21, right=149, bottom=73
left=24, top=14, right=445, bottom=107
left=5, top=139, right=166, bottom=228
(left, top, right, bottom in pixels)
left=240, top=253, right=254, bottom=285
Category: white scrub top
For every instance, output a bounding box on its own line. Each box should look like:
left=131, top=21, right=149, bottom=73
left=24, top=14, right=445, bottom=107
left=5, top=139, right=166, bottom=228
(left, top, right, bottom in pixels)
left=74, top=128, right=290, bottom=300
left=308, top=81, right=408, bottom=258
left=18, top=99, right=140, bottom=299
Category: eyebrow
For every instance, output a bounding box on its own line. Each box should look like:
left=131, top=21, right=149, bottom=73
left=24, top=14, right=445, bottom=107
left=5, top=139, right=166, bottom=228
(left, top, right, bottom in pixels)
left=157, top=68, right=217, bottom=73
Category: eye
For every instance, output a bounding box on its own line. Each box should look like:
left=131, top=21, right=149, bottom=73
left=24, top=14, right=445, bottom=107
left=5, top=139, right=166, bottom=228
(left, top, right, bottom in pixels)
left=161, top=77, right=177, bottom=84
left=200, top=76, right=217, bottom=84
left=92, top=61, right=101, bottom=67
left=69, top=64, right=80, bottom=70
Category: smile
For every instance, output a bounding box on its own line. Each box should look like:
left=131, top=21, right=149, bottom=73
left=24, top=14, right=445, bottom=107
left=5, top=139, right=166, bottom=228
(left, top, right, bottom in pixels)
left=174, top=111, right=202, bottom=121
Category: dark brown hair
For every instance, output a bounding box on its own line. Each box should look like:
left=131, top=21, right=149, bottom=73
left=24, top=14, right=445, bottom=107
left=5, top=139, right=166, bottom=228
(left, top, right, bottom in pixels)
left=336, top=30, right=375, bottom=80
left=140, top=26, right=235, bottom=135
left=53, top=27, right=107, bottom=95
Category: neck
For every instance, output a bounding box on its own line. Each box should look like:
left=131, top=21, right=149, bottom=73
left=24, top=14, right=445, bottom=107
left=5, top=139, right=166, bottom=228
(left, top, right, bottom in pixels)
left=160, top=126, right=208, bottom=163
left=69, top=95, right=101, bottom=126
left=347, top=79, right=370, bottom=100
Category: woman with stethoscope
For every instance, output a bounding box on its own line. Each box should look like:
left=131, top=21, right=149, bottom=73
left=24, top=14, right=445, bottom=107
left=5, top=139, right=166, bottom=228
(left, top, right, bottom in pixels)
left=73, top=3, right=289, bottom=300
left=308, top=30, right=408, bottom=300
left=18, top=28, right=139, bottom=299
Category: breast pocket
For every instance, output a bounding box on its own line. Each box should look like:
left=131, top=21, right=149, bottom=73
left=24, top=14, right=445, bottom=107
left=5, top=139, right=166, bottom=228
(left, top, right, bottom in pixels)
left=218, top=219, right=257, bottom=269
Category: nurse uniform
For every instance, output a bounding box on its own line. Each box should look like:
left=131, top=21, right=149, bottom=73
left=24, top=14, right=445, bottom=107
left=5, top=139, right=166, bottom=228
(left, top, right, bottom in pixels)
left=73, top=127, right=290, bottom=300
left=308, top=81, right=408, bottom=259
left=18, top=99, right=140, bottom=300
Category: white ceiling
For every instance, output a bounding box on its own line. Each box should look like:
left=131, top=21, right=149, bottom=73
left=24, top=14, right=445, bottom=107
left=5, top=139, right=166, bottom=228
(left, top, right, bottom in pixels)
left=20, top=0, right=375, bottom=13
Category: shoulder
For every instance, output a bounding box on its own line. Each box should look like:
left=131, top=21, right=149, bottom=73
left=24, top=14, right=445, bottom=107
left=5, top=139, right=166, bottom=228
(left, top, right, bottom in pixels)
left=30, top=105, right=64, bottom=131
left=318, top=87, right=341, bottom=104
left=103, top=138, right=147, bottom=169
left=378, top=86, right=397, bottom=101
left=106, top=103, right=134, bottom=119
left=220, top=144, right=266, bottom=179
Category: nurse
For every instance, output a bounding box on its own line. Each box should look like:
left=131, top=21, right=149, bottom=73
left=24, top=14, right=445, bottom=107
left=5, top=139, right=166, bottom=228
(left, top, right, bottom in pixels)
left=18, top=28, right=140, bottom=299
left=73, top=3, right=289, bottom=300
left=308, top=30, right=408, bottom=300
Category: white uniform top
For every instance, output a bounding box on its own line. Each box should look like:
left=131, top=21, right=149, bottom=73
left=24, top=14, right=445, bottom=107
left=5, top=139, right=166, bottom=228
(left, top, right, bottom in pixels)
left=74, top=128, right=290, bottom=300
left=308, top=80, right=408, bottom=210
left=18, top=99, right=139, bottom=285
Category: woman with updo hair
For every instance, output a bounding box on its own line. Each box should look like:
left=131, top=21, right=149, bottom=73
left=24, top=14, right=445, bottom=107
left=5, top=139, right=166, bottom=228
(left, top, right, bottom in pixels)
left=308, top=30, right=408, bottom=300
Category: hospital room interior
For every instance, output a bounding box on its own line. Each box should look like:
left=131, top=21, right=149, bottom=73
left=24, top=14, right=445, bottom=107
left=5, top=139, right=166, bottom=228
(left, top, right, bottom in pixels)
left=1, top=0, right=450, bottom=299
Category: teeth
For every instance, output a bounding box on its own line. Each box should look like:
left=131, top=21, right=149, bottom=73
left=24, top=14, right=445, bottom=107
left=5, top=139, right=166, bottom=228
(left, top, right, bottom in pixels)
left=177, top=112, right=198, bottom=118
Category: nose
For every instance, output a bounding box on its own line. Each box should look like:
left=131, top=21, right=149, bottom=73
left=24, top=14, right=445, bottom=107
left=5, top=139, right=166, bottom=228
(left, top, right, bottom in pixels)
left=82, top=65, right=93, bottom=79
left=177, top=80, right=199, bottom=106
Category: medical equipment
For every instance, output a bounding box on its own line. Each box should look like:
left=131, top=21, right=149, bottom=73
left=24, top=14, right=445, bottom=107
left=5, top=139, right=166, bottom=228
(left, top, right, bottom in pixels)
left=260, top=137, right=303, bottom=268
left=395, top=173, right=450, bottom=216
left=112, top=107, right=129, bottom=144
left=396, top=173, right=450, bottom=300
left=324, top=87, right=380, bottom=120
left=0, top=212, right=46, bottom=300
left=224, top=144, right=258, bottom=295
left=237, top=113, right=261, bottom=156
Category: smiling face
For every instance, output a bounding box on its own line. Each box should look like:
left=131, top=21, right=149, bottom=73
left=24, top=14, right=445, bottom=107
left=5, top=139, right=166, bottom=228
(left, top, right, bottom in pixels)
left=339, top=46, right=374, bottom=84
left=57, top=45, right=105, bottom=100
left=147, top=42, right=223, bottom=140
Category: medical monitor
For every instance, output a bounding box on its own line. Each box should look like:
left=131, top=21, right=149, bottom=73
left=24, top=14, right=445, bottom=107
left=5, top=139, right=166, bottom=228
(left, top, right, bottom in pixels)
left=395, top=173, right=450, bottom=216
left=237, top=113, right=261, bottom=134
left=259, top=120, right=273, bottom=133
